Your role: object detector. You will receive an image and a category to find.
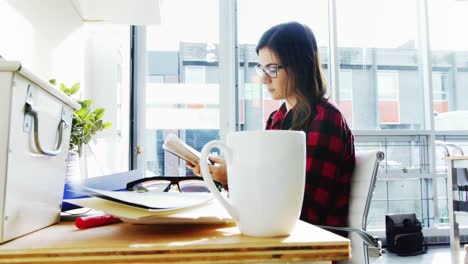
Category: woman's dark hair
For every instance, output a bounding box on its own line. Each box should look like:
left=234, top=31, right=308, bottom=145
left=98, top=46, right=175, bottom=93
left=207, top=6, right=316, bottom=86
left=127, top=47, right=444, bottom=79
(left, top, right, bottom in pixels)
left=256, top=22, right=327, bottom=131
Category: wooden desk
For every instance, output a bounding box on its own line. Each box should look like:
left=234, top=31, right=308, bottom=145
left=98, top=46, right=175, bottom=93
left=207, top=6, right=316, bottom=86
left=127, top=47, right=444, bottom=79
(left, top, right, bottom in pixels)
left=445, top=156, right=468, bottom=264
left=0, top=220, right=350, bottom=263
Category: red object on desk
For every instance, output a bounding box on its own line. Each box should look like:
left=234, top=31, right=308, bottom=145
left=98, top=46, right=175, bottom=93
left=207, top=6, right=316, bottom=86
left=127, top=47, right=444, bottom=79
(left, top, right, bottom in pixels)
left=75, top=215, right=121, bottom=229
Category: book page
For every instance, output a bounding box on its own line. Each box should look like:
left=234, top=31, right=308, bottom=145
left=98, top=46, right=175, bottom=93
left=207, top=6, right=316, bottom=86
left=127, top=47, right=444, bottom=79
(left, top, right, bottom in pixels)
left=162, top=133, right=201, bottom=165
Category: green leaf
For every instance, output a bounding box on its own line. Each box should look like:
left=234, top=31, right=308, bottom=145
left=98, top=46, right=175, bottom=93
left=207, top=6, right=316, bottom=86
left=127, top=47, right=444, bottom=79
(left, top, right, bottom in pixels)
left=51, top=79, right=112, bottom=152
left=73, top=112, right=83, bottom=123
left=102, top=122, right=112, bottom=130
left=81, top=100, right=95, bottom=108
left=60, top=83, right=68, bottom=93
left=84, top=113, right=94, bottom=122
left=92, top=120, right=103, bottom=132
left=70, top=83, right=80, bottom=95
left=93, top=108, right=105, bottom=120
left=75, top=104, right=88, bottom=117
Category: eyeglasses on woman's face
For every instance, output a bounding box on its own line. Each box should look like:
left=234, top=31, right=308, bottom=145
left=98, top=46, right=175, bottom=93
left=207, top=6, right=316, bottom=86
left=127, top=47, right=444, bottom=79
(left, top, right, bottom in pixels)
left=254, top=64, right=287, bottom=78
left=126, top=176, right=223, bottom=193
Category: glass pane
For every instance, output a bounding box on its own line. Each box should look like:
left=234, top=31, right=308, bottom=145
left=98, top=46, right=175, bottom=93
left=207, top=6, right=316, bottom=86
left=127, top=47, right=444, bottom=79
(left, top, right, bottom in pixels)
left=237, top=0, right=329, bottom=130
left=388, top=179, right=422, bottom=200
left=436, top=172, right=448, bottom=224
left=356, top=135, right=430, bottom=175
left=336, top=0, right=424, bottom=130
left=429, top=0, right=468, bottom=130
left=179, top=180, right=210, bottom=193
left=369, top=179, right=433, bottom=228
left=388, top=200, right=423, bottom=218
left=437, top=198, right=449, bottom=225
left=145, top=0, right=220, bottom=176
left=425, top=199, right=435, bottom=227
left=356, top=136, right=433, bottom=228
left=368, top=201, right=387, bottom=229
left=133, top=180, right=171, bottom=192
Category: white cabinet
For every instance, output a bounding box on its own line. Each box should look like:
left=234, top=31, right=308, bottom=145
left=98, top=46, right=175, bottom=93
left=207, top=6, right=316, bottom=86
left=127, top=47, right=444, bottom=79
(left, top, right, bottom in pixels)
left=0, top=61, right=80, bottom=243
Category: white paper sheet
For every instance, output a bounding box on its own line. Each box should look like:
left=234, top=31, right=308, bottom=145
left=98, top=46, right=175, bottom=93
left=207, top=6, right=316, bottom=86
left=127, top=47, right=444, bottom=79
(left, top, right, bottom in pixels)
left=65, top=197, right=233, bottom=224
left=73, top=187, right=214, bottom=210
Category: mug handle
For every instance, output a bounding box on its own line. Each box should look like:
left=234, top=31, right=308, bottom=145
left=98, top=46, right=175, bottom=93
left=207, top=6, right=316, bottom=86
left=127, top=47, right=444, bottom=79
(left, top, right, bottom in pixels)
left=200, top=140, right=239, bottom=221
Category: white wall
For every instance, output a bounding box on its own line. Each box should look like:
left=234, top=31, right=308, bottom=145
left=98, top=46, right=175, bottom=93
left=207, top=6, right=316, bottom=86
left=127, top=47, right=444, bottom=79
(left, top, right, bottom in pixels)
left=0, top=0, right=86, bottom=84
left=84, top=24, right=131, bottom=176
left=0, top=0, right=131, bottom=176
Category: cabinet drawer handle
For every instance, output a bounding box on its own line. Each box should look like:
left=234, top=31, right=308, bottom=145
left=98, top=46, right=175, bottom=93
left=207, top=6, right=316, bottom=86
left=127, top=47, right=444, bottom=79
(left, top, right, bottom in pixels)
left=24, top=101, right=69, bottom=156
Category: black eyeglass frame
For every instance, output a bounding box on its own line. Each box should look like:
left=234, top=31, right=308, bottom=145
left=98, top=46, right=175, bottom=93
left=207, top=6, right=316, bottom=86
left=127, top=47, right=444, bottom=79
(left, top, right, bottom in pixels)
left=254, top=64, right=287, bottom=78
left=126, top=176, right=224, bottom=192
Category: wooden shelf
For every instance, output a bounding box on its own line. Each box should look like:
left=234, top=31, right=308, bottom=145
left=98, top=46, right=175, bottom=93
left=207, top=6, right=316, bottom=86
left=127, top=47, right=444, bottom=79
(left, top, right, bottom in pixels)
left=0, top=220, right=350, bottom=263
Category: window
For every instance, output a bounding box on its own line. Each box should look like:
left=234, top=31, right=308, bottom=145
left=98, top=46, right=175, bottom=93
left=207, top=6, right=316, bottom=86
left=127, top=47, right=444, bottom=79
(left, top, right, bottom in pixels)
left=356, top=135, right=431, bottom=227
left=337, top=0, right=424, bottom=130
left=184, top=66, right=206, bottom=84
left=432, top=72, right=448, bottom=114
left=377, top=71, right=400, bottom=125
left=377, top=71, right=399, bottom=101
left=148, top=75, right=164, bottom=83
left=432, top=72, right=447, bottom=101
left=339, top=69, right=353, bottom=124
left=143, top=0, right=220, bottom=177
left=237, top=0, right=329, bottom=130
left=429, top=0, right=468, bottom=131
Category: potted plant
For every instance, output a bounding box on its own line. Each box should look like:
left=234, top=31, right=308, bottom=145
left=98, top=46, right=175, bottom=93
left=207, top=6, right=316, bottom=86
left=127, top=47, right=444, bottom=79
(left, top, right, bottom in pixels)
left=50, top=79, right=111, bottom=156
left=50, top=79, right=111, bottom=180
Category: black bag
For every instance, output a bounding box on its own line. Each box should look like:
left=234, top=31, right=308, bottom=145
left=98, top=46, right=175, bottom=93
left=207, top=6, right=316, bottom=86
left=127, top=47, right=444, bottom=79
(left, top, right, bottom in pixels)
left=385, top=213, right=428, bottom=256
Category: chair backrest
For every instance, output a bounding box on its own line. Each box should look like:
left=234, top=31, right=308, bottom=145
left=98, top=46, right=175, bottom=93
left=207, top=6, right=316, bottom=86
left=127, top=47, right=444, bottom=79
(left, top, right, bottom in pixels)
left=435, top=140, right=468, bottom=185
left=348, top=150, right=384, bottom=230
left=346, top=150, right=384, bottom=264
left=435, top=140, right=464, bottom=156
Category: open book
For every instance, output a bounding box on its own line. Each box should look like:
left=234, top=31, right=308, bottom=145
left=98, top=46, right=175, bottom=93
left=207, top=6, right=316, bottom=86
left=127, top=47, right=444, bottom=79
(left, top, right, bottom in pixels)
left=162, top=133, right=201, bottom=165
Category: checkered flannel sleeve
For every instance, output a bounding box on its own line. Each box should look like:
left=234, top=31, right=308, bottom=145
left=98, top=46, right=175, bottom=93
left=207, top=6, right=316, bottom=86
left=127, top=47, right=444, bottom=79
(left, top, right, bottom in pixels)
left=300, top=107, right=355, bottom=228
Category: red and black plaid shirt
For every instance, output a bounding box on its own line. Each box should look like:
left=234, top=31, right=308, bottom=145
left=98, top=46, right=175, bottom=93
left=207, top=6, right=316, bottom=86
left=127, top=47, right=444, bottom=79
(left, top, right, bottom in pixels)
left=265, top=99, right=355, bottom=230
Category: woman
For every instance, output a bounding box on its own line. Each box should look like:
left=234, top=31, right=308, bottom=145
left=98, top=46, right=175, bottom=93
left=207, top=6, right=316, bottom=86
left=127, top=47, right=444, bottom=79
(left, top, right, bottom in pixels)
left=188, top=21, right=355, bottom=231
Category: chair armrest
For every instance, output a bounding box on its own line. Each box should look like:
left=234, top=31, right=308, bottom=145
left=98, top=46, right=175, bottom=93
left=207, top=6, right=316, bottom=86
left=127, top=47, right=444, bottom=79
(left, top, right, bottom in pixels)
left=316, top=225, right=380, bottom=248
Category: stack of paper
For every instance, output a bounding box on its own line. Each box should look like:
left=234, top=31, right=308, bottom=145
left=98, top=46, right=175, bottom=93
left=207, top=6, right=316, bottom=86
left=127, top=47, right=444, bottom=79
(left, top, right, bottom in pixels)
left=65, top=187, right=233, bottom=224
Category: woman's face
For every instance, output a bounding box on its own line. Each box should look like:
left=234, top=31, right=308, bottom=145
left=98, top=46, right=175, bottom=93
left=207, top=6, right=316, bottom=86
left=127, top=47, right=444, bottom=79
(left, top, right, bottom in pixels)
left=258, top=47, right=293, bottom=102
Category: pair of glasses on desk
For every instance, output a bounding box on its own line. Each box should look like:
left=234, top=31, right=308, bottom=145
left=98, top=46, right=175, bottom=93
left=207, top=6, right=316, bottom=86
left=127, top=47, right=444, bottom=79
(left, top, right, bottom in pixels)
left=126, top=176, right=223, bottom=193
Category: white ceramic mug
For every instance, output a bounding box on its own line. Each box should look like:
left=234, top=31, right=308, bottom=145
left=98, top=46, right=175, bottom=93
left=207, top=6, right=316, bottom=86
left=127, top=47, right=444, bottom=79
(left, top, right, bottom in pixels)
left=200, top=130, right=306, bottom=237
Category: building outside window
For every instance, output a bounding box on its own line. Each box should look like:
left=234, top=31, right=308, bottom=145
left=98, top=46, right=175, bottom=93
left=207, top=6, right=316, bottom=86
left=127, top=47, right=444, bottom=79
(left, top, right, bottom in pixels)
left=377, top=71, right=400, bottom=126
left=144, top=0, right=220, bottom=177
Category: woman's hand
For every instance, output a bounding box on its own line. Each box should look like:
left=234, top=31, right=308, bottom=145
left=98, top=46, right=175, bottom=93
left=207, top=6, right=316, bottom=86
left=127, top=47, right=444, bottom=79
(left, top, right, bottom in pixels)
left=185, top=156, right=227, bottom=187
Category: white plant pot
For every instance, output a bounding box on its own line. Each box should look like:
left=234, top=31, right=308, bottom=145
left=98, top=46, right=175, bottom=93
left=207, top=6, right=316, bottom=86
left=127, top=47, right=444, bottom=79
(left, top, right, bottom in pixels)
left=65, top=151, right=82, bottom=184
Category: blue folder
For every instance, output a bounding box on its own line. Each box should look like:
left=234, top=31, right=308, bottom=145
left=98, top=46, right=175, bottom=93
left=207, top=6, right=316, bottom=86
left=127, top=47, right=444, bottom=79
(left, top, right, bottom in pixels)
left=61, top=170, right=143, bottom=212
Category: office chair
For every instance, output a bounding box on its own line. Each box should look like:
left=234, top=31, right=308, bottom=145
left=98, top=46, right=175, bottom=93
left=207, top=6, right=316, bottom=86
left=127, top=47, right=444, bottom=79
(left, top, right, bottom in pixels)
left=435, top=140, right=464, bottom=157
left=318, top=150, right=384, bottom=264
left=435, top=140, right=467, bottom=184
